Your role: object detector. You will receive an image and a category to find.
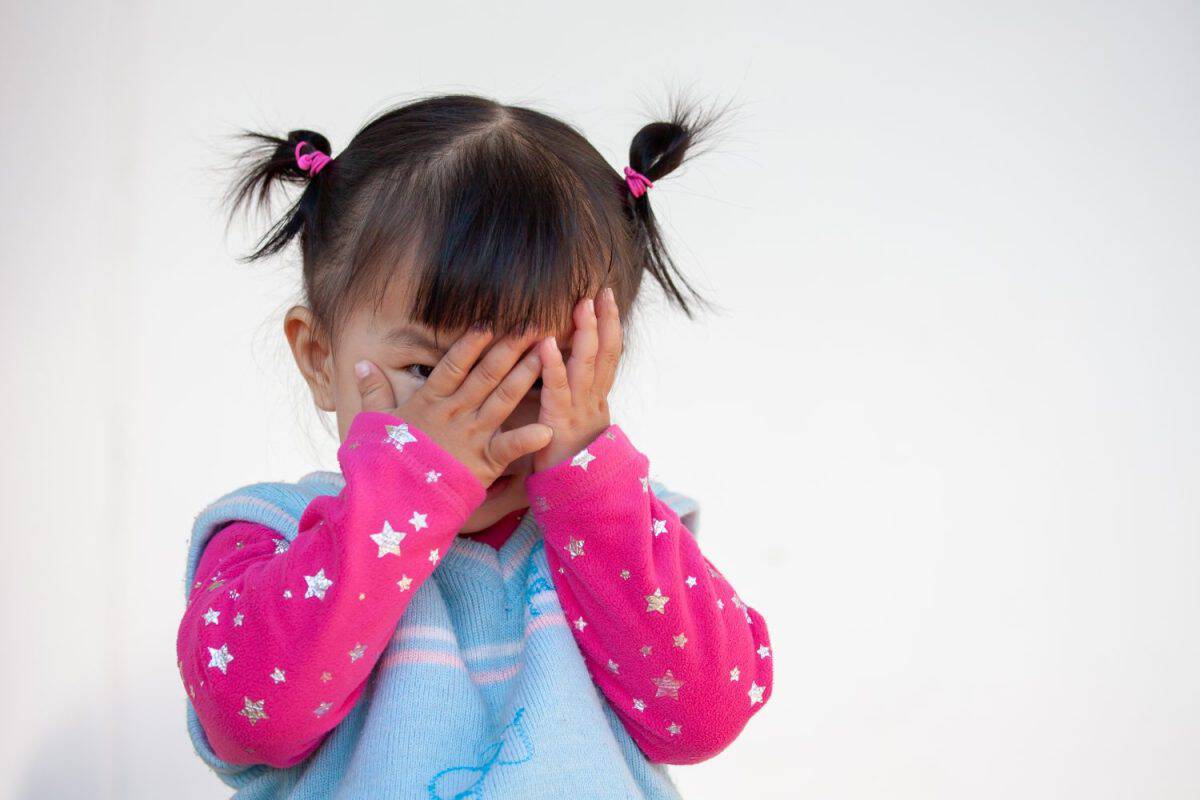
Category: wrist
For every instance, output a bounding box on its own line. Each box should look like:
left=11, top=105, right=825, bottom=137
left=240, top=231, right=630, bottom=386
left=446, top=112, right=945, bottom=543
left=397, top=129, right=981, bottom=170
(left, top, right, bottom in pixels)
left=340, top=410, right=488, bottom=517
left=525, top=423, right=644, bottom=512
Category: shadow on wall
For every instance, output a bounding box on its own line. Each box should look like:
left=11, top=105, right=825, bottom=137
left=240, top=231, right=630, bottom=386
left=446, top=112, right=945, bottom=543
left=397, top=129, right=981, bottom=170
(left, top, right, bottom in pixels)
left=15, top=704, right=115, bottom=799
left=14, top=684, right=225, bottom=800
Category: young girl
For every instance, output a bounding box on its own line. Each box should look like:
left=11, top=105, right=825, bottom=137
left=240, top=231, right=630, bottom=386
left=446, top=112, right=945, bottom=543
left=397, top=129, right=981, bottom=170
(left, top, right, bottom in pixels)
left=177, top=93, right=773, bottom=799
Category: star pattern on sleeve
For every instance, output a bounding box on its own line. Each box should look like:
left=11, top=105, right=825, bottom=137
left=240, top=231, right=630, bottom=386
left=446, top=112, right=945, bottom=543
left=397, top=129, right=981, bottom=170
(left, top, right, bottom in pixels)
left=304, top=569, right=333, bottom=600
left=370, top=521, right=406, bottom=558
left=207, top=644, right=233, bottom=674
left=202, top=608, right=220, bottom=625
left=651, top=669, right=683, bottom=700
left=571, top=448, right=596, bottom=470
left=644, top=588, right=669, bottom=614
left=239, top=697, right=268, bottom=725
left=565, top=537, right=585, bottom=559
left=383, top=422, right=417, bottom=451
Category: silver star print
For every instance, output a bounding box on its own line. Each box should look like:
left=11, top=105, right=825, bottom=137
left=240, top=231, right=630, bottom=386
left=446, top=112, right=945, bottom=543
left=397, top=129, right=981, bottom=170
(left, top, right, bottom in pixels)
left=397, top=575, right=413, bottom=591
left=428, top=548, right=440, bottom=564
left=748, top=682, right=765, bottom=706
left=349, top=643, right=366, bottom=662
left=574, top=616, right=588, bottom=631
left=564, top=537, right=585, bottom=559
left=633, top=699, right=646, bottom=712
left=645, top=588, right=669, bottom=614
left=685, top=576, right=697, bottom=588
left=313, top=702, right=333, bottom=717
left=304, top=569, right=333, bottom=600
left=408, top=511, right=428, bottom=532
left=640, top=645, right=652, bottom=658
left=273, top=539, right=289, bottom=554
left=383, top=422, right=417, bottom=451
left=227, top=589, right=240, bottom=600
left=620, top=569, right=630, bottom=580
left=607, top=659, right=620, bottom=674
left=730, top=666, right=740, bottom=682
left=202, top=608, right=220, bottom=625
left=283, top=590, right=293, bottom=599
left=270, top=667, right=286, bottom=684
left=651, top=519, right=667, bottom=537
left=320, top=671, right=332, bottom=682
left=652, top=669, right=683, bottom=700
left=673, top=633, right=688, bottom=649
left=233, top=612, right=244, bottom=627
left=370, top=521, right=406, bottom=558
left=716, top=598, right=724, bottom=610
left=667, top=722, right=682, bottom=736
left=208, top=644, right=233, bottom=674
left=425, top=470, right=441, bottom=483
left=757, top=645, right=772, bottom=659
left=570, top=448, right=596, bottom=470
left=639, top=475, right=649, bottom=492
left=239, top=697, right=268, bottom=725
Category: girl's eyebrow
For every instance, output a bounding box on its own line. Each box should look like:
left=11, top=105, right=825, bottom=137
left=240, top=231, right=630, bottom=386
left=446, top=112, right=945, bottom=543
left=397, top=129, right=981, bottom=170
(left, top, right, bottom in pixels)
left=381, top=325, right=444, bottom=352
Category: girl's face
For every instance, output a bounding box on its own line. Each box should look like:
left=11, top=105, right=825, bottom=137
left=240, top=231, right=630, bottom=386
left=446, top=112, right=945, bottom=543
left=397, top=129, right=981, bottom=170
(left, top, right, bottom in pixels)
left=285, top=276, right=575, bottom=534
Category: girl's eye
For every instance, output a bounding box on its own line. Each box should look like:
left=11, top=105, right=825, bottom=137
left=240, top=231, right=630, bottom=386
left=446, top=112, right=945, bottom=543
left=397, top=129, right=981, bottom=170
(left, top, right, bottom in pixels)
left=404, top=364, right=435, bottom=381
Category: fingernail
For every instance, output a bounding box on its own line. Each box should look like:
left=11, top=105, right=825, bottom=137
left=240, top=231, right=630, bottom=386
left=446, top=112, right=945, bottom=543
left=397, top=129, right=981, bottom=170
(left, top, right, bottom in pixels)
left=548, top=335, right=557, bottom=349
left=585, top=297, right=595, bottom=313
left=354, top=360, right=370, bottom=378
left=604, top=286, right=615, bottom=303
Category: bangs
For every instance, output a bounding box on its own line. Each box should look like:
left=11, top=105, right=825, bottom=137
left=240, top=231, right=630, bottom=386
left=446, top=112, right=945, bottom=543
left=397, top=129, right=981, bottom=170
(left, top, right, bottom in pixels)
left=342, top=129, right=627, bottom=338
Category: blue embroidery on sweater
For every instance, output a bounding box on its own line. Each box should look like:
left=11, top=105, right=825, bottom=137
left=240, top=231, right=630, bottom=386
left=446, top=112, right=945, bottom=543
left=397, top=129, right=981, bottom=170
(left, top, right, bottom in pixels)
left=524, top=542, right=554, bottom=618
left=427, top=707, right=532, bottom=799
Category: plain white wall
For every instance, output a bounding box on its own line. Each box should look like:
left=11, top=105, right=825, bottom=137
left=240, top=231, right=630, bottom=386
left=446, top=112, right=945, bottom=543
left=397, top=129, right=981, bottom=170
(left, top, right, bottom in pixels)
left=2, top=1, right=1197, bottom=797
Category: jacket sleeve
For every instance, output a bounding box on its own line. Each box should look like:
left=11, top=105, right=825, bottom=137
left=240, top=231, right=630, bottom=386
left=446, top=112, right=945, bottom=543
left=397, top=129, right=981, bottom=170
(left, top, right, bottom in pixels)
left=175, top=411, right=485, bottom=767
left=524, top=424, right=774, bottom=765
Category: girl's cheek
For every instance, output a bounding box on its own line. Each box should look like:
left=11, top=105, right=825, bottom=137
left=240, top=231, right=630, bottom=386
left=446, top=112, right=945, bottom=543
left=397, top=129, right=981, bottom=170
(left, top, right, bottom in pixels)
left=389, top=375, right=422, bottom=406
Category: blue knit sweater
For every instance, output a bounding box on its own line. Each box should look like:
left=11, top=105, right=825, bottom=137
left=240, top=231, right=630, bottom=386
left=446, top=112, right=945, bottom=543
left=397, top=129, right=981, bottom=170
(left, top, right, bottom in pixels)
left=183, top=470, right=695, bottom=799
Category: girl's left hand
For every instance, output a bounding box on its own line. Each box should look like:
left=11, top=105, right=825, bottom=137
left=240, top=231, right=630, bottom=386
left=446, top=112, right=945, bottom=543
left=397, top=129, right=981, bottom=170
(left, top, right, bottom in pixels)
left=532, top=286, right=622, bottom=472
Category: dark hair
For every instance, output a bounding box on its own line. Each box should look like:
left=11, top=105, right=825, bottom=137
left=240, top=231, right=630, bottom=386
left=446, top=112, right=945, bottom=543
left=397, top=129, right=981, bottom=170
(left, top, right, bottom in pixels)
left=223, top=93, right=725, bottom=344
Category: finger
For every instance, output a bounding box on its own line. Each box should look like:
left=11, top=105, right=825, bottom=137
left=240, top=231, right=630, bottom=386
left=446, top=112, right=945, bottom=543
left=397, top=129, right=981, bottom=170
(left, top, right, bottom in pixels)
left=536, top=336, right=572, bottom=421
left=355, top=359, right=397, bottom=412
left=488, top=423, right=554, bottom=468
left=423, top=328, right=494, bottom=397
left=453, top=330, right=542, bottom=409
left=478, top=345, right=542, bottom=427
left=593, top=286, right=623, bottom=395
left=566, top=295, right=599, bottom=394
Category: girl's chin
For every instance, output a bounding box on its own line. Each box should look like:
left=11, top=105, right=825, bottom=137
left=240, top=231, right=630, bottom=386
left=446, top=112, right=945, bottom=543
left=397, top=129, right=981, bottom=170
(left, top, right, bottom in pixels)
left=484, top=473, right=515, bottom=500
left=459, top=474, right=525, bottom=533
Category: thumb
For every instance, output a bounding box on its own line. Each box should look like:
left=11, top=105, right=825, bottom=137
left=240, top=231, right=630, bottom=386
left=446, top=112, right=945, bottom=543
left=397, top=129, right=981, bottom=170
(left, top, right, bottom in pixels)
left=355, top=359, right=396, bottom=413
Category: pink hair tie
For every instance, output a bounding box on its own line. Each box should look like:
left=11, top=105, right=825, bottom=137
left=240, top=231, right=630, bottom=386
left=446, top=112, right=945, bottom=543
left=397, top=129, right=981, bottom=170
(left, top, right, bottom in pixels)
left=294, top=141, right=332, bottom=177
left=623, top=166, right=654, bottom=198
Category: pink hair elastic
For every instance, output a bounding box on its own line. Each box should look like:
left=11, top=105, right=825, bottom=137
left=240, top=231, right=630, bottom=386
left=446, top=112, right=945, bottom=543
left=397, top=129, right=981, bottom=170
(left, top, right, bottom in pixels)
left=294, top=141, right=332, bottom=177
left=623, top=166, right=654, bottom=198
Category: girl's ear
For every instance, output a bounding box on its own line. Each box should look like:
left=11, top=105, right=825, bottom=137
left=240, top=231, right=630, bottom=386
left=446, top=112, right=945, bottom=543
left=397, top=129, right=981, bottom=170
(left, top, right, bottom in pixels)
left=284, top=305, right=336, bottom=412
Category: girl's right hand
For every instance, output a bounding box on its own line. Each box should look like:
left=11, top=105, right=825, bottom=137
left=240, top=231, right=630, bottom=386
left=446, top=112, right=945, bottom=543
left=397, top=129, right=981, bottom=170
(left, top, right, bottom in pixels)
left=353, top=329, right=553, bottom=488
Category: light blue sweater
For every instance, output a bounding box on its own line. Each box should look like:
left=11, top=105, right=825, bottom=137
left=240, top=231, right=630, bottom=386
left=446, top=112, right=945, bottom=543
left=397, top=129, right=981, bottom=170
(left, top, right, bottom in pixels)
left=183, top=469, right=698, bottom=799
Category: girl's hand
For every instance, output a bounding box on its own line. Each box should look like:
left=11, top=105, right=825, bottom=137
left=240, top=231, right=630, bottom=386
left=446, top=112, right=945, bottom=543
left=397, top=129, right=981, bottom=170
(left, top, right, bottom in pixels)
left=533, top=287, right=622, bottom=472
left=355, top=329, right=553, bottom=488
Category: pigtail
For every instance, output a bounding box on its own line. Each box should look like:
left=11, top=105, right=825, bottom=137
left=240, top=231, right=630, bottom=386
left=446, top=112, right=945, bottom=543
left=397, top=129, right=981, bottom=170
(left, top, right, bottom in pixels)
left=222, top=128, right=333, bottom=263
left=626, top=94, right=729, bottom=317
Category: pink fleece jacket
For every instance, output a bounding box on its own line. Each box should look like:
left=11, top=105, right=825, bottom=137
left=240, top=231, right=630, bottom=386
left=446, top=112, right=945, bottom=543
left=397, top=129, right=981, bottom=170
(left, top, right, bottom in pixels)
left=177, top=412, right=773, bottom=767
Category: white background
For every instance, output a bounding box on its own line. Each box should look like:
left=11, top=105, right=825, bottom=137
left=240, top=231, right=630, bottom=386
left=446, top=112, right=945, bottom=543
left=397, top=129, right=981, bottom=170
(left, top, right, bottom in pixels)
left=2, top=1, right=1198, bottom=797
